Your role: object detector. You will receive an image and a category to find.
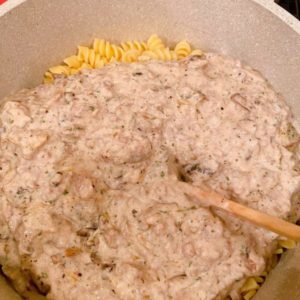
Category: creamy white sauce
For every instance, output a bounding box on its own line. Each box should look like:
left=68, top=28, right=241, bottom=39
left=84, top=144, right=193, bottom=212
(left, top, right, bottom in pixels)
left=0, top=54, right=299, bottom=300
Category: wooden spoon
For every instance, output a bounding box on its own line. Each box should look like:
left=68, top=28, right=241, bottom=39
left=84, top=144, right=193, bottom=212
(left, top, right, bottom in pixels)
left=178, top=181, right=300, bottom=242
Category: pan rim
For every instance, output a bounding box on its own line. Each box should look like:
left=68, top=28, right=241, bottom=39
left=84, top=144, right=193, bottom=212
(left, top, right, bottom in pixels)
left=0, top=0, right=299, bottom=34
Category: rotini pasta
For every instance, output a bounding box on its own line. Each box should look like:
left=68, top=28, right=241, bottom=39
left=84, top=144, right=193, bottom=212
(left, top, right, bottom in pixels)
left=137, top=50, right=159, bottom=61
left=155, top=48, right=178, bottom=61
left=94, top=56, right=108, bottom=68
left=63, top=55, right=82, bottom=68
left=49, top=65, right=71, bottom=76
left=243, top=290, right=257, bottom=300
left=120, top=40, right=147, bottom=54
left=278, top=239, right=297, bottom=249
left=147, top=34, right=165, bottom=51
left=138, top=48, right=178, bottom=61
left=93, top=39, right=124, bottom=61
left=122, top=50, right=140, bottom=63
left=174, top=40, right=192, bottom=58
left=44, top=34, right=203, bottom=83
left=77, top=46, right=90, bottom=64
left=190, top=49, right=203, bottom=56
left=79, top=63, right=93, bottom=70
left=44, top=71, right=54, bottom=84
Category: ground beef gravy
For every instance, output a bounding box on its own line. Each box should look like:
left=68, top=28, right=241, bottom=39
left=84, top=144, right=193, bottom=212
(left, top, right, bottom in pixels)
left=0, top=54, right=299, bottom=300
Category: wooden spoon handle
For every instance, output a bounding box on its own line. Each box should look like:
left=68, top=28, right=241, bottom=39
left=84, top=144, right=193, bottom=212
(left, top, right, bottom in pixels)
left=226, top=200, right=300, bottom=241
left=178, top=181, right=300, bottom=242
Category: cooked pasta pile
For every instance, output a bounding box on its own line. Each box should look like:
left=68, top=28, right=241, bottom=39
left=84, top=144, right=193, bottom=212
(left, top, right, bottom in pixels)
left=44, top=34, right=202, bottom=83
left=42, top=34, right=298, bottom=300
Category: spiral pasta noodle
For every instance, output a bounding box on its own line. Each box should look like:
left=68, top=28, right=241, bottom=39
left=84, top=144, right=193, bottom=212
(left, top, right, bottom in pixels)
left=63, top=55, right=82, bottom=69
left=174, top=40, right=192, bottom=58
left=122, top=50, right=140, bottom=63
left=120, top=40, right=147, bottom=54
left=93, top=39, right=124, bottom=61
left=190, top=49, right=203, bottom=56
left=146, top=34, right=165, bottom=51
left=44, top=34, right=204, bottom=83
left=138, top=48, right=177, bottom=61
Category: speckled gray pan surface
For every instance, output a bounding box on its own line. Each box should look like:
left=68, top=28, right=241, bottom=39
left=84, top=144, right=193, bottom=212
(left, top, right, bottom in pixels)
left=0, top=0, right=299, bottom=299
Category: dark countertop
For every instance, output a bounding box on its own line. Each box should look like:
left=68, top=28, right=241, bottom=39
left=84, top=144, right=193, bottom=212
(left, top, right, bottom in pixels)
left=276, top=0, right=300, bottom=19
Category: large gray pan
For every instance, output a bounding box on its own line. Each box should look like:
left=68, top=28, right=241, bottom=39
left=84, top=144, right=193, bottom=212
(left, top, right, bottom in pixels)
left=0, top=1, right=299, bottom=299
